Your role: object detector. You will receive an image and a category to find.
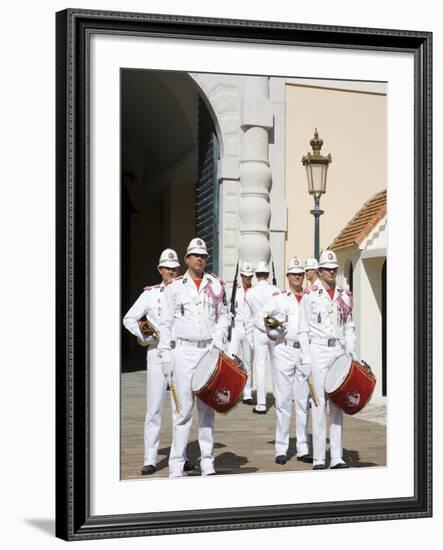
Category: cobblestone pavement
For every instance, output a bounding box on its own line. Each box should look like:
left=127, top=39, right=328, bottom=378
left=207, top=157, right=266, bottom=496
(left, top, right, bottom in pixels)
left=121, top=370, right=386, bottom=480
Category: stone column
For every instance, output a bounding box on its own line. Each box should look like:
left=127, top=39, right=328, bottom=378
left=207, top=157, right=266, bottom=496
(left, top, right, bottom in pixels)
left=239, top=76, right=273, bottom=266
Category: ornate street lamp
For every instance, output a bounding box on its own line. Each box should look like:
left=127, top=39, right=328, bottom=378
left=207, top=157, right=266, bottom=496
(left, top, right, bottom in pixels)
left=302, top=129, right=332, bottom=260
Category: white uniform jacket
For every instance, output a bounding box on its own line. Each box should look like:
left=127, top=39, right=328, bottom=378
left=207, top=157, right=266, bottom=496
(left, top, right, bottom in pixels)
left=123, top=282, right=169, bottom=345
left=158, top=271, right=230, bottom=354
left=261, top=290, right=311, bottom=365
left=298, top=282, right=356, bottom=357
left=226, top=284, right=253, bottom=338
left=244, top=280, right=280, bottom=333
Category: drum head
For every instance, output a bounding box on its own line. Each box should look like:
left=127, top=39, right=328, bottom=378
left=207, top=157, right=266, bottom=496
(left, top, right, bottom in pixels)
left=325, top=354, right=352, bottom=393
left=191, top=347, right=219, bottom=392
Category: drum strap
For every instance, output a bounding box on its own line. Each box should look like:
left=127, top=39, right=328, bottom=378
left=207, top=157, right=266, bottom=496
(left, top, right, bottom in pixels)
left=184, top=281, right=215, bottom=338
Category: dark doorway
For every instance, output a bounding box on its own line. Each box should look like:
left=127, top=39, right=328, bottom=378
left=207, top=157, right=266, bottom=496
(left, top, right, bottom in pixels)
left=120, top=70, right=219, bottom=369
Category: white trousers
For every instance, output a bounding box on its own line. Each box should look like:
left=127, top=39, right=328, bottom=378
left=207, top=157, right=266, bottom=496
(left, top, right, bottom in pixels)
left=310, top=343, right=344, bottom=466
left=144, top=345, right=177, bottom=466
left=270, top=343, right=310, bottom=457
left=227, top=328, right=253, bottom=400
left=252, top=330, right=272, bottom=410
left=169, top=345, right=215, bottom=477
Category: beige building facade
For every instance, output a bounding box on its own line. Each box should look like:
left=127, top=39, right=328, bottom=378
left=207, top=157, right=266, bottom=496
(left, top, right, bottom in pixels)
left=284, top=80, right=387, bottom=403
left=285, top=79, right=387, bottom=267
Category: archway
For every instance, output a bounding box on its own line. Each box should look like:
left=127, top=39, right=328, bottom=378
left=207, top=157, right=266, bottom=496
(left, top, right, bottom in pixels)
left=120, top=69, right=219, bottom=366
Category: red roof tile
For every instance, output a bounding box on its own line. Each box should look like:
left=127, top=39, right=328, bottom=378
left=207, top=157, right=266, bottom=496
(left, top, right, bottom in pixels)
left=329, top=190, right=386, bottom=251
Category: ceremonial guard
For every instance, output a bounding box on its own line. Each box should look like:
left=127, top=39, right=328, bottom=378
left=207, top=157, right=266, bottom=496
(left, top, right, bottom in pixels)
left=158, top=238, right=230, bottom=477
left=244, top=261, right=280, bottom=414
left=261, top=257, right=313, bottom=464
left=227, top=261, right=255, bottom=404
left=122, top=249, right=194, bottom=475
left=304, top=257, right=319, bottom=286
left=299, top=249, right=356, bottom=470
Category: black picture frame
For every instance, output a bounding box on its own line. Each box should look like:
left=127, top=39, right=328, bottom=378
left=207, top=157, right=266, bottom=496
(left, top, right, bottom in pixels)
left=55, top=8, right=432, bottom=541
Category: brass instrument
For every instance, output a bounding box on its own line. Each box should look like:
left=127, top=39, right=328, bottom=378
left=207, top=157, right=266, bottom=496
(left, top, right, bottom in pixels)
left=264, top=314, right=286, bottom=329
left=264, top=315, right=286, bottom=341
left=137, top=317, right=160, bottom=347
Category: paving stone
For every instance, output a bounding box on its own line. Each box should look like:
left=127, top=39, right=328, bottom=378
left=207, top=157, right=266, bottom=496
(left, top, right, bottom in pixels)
left=121, top=370, right=386, bottom=480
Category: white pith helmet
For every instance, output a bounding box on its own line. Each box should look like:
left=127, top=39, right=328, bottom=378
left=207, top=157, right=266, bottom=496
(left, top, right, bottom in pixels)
left=286, top=257, right=305, bottom=275
left=255, top=261, right=270, bottom=274
left=240, top=261, right=255, bottom=276
left=319, top=249, right=339, bottom=269
left=304, top=257, right=319, bottom=271
left=158, top=248, right=180, bottom=269
left=185, top=238, right=208, bottom=257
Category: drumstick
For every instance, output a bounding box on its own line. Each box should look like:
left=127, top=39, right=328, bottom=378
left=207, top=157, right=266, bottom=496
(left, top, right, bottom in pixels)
left=307, top=377, right=319, bottom=407
left=169, top=376, right=180, bottom=413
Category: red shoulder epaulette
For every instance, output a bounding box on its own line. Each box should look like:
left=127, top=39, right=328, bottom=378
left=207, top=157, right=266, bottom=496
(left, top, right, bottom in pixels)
left=144, top=283, right=161, bottom=291
left=303, top=287, right=311, bottom=295
left=272, top=291, right=280, bottom=296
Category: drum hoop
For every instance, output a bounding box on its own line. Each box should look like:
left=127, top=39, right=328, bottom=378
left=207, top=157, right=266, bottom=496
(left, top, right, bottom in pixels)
left=224, top=353, right=247, bottom=378
left=327, top=359, right=376, bottom=397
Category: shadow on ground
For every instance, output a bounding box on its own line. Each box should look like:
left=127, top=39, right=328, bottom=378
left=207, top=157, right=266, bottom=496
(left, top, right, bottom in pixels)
left=156, top=440, right=258, bottom=475
left=266, top=436, right=380, bottom=468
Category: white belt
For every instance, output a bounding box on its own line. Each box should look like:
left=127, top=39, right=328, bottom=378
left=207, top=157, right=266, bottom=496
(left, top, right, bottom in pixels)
left=176, top=338, right=212, bottom=349
left=282, top=339, right=300, bottom=349
left=311, top=337, right=342, bottom=347
left=149, top=340, right=175, bottom=349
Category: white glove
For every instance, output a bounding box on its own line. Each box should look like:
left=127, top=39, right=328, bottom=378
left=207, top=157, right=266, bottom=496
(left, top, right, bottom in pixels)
left=266, top=326, right=287, bottom=341
left=345, top=349, right=356, bottom=359
left=212, top=336, right=224, bottom=352
left=160, top=349, right=173, bottom=378
left=298, top=361, right=311, bottom=378
left=161, top=361, right=173, bottom=379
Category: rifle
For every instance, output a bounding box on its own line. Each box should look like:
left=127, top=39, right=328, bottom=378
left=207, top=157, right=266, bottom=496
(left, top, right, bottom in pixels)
left=271, top=260, right=277, bottom=286
left=227, top=260, right=239, bottom=342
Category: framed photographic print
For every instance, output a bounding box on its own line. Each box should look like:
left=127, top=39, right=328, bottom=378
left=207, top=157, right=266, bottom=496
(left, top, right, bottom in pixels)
left=56, top=9, right=432, bottom=541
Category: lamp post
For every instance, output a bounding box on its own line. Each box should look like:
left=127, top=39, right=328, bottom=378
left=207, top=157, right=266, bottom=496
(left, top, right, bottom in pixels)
left=302, top=129, right=332, bottom=261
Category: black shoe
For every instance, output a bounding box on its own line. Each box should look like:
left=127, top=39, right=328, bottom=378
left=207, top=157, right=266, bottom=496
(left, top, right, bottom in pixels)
left=141, top=464, right=156, bottom=475
left=313, top=464, right=326, bottom=470
left=242, top=398, right=254, bottom=405
left=206, top=472, right=217, bottom=476
left=252, top=407, right=267, bottom=415
left=330, top=462, right=350, bottom=469
left=275, top=455, right=287, bottom=465
left=297, top=454, right=314, bottom=464
left=183, top=460, right=195, bottom=472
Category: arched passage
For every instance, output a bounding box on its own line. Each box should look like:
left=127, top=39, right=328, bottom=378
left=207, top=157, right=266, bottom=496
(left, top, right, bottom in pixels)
left=120, top=69, right=220, bottom=363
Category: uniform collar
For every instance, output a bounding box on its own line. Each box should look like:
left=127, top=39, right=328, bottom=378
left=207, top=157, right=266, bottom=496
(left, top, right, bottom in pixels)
left=183, top=270, right=210, bottom=292
left=319, top=280, right=337, bottom=301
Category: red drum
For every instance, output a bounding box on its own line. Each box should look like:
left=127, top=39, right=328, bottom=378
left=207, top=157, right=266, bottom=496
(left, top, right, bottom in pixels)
left=192, top=348, right=247, bottom=413
left=325, top=354, right=376, bottom=415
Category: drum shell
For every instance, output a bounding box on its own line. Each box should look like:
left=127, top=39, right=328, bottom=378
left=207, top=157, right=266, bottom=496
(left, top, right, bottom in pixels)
left=327, top=359, right=376, bottom=415
left=193, top=353, right=247, bottom=413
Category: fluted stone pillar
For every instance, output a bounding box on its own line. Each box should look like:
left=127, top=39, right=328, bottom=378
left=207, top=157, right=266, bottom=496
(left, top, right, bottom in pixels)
left=239, top=76, right=273, bottom=266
